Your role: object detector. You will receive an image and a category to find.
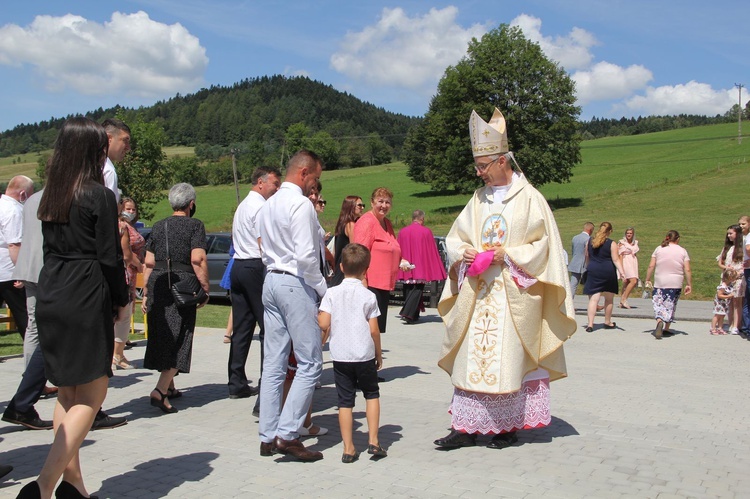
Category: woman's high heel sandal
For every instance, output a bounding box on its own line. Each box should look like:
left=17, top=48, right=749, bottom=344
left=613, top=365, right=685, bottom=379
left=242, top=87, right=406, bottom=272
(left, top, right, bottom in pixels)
left=55, top=480, right=99, bottom=498
left=16, top=481, right=41, bottom=499
left=150, top=388, right=178, bottom=414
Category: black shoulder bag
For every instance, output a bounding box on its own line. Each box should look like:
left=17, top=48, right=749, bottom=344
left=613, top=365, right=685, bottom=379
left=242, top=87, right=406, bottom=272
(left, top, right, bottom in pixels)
left=165, top=221, right=207, bottom=308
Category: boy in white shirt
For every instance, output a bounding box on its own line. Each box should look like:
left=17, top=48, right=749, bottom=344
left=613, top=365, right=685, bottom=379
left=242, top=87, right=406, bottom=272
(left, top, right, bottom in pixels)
left=319, top=243, right=386, bottom=463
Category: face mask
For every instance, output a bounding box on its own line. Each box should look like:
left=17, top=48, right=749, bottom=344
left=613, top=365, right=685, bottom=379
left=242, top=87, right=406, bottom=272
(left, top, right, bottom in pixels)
left=189, top=203, right=197, bottom=218
left=121, top=211, right=136, bottom=222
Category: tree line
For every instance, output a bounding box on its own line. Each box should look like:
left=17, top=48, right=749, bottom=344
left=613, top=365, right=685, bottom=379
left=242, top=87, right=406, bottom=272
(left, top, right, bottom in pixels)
left=579, top=110, right=745, bottom=140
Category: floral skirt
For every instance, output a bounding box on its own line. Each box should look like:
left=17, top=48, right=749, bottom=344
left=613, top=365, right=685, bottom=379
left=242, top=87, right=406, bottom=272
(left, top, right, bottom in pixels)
left=449, top=377, right=551, bottom=435
left=652, top=287, right=681, bottom=323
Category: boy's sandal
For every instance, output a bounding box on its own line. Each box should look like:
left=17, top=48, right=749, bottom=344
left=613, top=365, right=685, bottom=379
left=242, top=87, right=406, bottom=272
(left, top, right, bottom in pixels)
left=341, top=451, right=360, bottom=463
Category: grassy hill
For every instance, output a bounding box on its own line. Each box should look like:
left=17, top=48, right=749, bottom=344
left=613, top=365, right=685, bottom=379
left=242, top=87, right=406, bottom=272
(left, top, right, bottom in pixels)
left=150, top=122, right=747, bottom=300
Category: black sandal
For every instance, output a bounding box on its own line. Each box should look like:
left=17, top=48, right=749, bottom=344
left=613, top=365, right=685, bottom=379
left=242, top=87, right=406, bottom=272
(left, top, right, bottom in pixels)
left=150, top=388, right=178, bottom=414
left=367, top=444, right=387, bottom=458
left=167, top=387, right=183, bottom=399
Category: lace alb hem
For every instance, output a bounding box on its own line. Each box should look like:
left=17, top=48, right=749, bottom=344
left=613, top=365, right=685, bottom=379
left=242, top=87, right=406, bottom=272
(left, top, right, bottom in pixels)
left=449, top=379, right=551, bottom=434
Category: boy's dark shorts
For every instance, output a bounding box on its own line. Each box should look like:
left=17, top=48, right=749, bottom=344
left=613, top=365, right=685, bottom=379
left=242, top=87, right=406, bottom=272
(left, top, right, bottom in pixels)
left=333, top=359, right=380, bottom=408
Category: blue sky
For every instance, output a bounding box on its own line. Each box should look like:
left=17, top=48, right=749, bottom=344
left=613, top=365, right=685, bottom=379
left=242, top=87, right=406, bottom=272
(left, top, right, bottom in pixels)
left=1, top=1, right=748, bottom=132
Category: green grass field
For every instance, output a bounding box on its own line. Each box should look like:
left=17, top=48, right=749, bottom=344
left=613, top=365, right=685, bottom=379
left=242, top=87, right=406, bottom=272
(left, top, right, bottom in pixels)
left=139, top=123, right=749, bottom=301
left=0, top=151, right=43, bottom=181
left=0, top=146, right=194, bottom=183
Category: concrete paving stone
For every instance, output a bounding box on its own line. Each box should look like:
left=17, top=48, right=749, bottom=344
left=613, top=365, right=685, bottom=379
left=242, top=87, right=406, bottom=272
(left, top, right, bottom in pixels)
left=3, top=301, right=750, bottom=497
left=699, top=480, right=731, bottom=492
left=486, top=486, right=531, bottom=498
left=672, top=483, right=709, bottom=496
left=488, top=480, right=534, bottom=493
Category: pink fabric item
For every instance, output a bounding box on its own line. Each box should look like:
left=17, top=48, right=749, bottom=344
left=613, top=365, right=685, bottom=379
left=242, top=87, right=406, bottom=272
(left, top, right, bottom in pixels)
left=396, top=222, right=447, bottom=282
left=466, top=250, right=494, bottom=276
left=353, top=211, right=401, bottom=291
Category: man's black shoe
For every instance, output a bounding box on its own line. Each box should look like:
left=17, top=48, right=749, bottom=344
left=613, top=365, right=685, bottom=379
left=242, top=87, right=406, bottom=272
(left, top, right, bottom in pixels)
left=91, top=410, right=128, bottom=430
left=2, top=407, right=53, bottom=430
left=229, top=385, right=259, bottom=399
left=434, top=429, right=477, bottom=449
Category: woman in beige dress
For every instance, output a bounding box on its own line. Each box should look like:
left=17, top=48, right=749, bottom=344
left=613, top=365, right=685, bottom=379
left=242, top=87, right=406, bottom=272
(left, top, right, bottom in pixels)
left=617, top=227, right=639, bottom=309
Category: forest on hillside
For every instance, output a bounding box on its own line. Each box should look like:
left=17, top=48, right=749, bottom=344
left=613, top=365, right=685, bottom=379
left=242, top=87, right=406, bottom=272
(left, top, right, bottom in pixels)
left=579, top=112, right=741, bottom=139
left=0, top=75, right=420, bottom=169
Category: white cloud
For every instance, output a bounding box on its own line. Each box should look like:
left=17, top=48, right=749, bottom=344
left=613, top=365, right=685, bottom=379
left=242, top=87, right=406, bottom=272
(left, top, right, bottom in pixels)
left=510, top=14, right=654, bottom=106
left=0, top=11, right=208, bottom=97
left=572, top=61, right=653, bottom=104
left=330, top=6, right=488, bottom=90
left=510, top=13, right=597, bottom=70
left=624, top=81, right=747, bottom=116
left=282, top=66, right=311, bottom=78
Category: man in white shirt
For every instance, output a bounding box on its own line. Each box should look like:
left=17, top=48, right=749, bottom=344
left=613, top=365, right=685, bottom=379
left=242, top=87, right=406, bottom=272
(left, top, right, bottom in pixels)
left=257, top=150, right=325, bottom=462
left=102, top=118, right=131, bottom=202
left=0, top=175, right=34, bottom=339
left=228, top=166, right=281, bottom=400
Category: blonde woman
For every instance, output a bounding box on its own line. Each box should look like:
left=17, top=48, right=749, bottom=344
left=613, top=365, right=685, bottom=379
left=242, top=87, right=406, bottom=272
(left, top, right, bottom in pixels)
left=583, top=222, right=625, bottom=332
left=617, top=227, right=639, bottom=309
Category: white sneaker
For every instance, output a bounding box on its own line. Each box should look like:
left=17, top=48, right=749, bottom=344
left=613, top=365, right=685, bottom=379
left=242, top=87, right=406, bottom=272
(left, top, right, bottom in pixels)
left=729, top=327, right=740, bottom=335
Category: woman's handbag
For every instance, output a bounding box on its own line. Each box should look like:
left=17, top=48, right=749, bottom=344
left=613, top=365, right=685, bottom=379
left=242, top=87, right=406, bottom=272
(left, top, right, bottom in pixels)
left=170, top=275, right=207, bottom=308
left=165, top=221, right=207, bottom=308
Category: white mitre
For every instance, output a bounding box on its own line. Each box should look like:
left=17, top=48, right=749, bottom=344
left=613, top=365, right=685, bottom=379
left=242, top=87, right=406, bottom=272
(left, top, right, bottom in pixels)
left=469, top=108, right=509, bottom=158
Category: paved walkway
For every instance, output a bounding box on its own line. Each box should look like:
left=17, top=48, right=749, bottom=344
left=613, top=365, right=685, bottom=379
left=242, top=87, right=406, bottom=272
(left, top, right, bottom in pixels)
left=1, top=297, right=747, bottom=498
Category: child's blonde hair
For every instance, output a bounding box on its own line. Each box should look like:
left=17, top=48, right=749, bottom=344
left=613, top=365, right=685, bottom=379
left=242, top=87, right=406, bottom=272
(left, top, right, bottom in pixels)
left=722, top=268, right=738, bottom=284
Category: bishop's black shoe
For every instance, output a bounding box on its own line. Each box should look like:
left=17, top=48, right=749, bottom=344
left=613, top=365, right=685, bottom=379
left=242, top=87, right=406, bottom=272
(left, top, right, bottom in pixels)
left=434, top=429, right=477, bottom=449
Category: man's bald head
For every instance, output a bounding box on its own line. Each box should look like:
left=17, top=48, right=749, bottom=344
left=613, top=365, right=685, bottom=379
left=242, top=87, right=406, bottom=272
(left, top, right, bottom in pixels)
left=5, top=175, right=34, bottom=202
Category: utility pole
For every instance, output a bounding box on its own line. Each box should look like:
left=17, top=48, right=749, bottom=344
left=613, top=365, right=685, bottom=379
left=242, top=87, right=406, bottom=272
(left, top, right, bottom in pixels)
left=231, top=149, right=240, bottom=204
left=735, top=83, right=743, bottom=144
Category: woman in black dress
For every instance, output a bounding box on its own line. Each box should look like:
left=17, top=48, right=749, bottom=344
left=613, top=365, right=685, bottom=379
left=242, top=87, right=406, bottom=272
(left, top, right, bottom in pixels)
left=141, top=183, right=209, bottom=413
left=19, top=118, right=129, bottom=498
left=329, top=195, right=364, bottom=287
left=583, top=222, right=625, bottom=332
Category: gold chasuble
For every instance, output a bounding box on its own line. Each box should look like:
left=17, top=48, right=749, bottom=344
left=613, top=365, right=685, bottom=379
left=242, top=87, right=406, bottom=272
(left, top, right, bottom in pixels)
left=437, top=175, right=576, bottom=433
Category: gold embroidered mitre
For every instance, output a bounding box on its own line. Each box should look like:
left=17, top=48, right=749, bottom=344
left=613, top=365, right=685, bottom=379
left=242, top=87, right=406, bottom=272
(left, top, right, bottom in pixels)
left=469, top=108, right=509, bottom=157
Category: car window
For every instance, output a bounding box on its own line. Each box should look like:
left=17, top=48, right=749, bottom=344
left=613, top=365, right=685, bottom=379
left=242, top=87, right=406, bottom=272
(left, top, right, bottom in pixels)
left=208, top=235, right=232, bottom=254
